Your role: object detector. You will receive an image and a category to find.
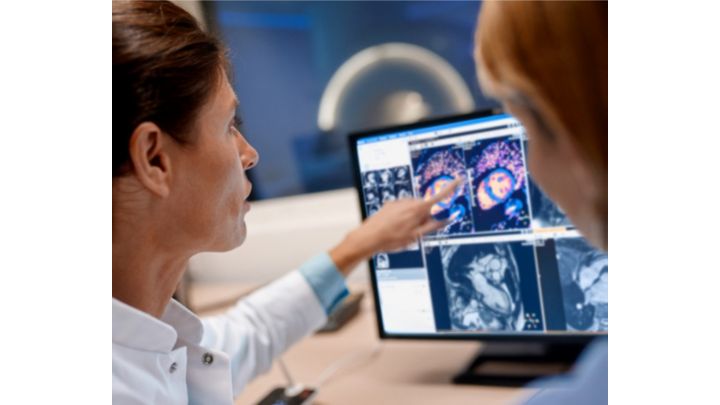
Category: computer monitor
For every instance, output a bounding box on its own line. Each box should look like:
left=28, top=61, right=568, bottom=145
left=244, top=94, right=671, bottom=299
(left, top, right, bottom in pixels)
left=348, top=111, right=608, bottom=344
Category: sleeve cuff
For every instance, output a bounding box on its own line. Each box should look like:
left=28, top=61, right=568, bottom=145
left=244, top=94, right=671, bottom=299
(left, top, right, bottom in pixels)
left=298, top=253, right=350, bottom=315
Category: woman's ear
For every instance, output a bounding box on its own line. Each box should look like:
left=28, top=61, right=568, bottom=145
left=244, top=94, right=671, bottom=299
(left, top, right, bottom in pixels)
left=127, top=122, right=172, bottom=198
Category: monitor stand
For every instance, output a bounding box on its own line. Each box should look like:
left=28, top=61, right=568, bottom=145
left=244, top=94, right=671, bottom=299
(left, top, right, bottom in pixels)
left=452, top=342, right=586, bottom=387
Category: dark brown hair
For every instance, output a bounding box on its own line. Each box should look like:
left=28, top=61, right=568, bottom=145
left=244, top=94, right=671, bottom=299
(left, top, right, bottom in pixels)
left=113, top=0, right=227, bottom=176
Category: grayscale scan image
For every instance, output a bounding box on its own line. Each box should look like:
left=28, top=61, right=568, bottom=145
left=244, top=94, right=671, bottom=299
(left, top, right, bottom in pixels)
left=556, top=238, right=608, bottom=331
left=441, top=242, right=542, bottom=332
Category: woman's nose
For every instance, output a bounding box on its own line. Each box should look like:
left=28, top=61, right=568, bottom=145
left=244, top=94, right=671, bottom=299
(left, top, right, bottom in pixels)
left=245, top=144, right=259, bottom=169
left=238, top=134, right=259, bottom=170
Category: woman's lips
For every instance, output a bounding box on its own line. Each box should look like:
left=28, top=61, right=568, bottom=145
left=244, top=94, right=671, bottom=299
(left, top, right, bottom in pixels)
left=242, top=182, right=253, bottom=211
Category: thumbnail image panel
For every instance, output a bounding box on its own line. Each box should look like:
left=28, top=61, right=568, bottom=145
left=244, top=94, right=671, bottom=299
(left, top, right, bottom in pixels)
left=377, top=168, right=395, bottom=188
left=392, top=166, right=410, bottom=186
left=361, top=165, right=414, bottom=210
left=555, top=237, right=608, bottom=331
left=411, top=145, right=474, bottom=235
left=379, top=185, right=396, bottom=204
left=362, top=171, right=379, bottom=192
left=361, top=165, right=418, bottom=256
left=393, top=165, right=414, bottom=199
left=440, top=241, right=543, bottom=332
left=373, top=249, right=423, bottom=270
left=466, top=137, right=530, bottom=232
left=366, top=202, right=380, bottom=217
left=395, top=184, right=413, bottom=200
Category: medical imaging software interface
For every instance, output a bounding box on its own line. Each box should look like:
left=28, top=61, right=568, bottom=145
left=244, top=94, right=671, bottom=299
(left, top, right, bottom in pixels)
left=356, top=114, right=608, bottom=336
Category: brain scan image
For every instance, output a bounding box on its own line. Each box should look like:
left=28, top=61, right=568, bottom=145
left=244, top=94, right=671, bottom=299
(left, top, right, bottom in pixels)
left=379, top=186, right=396, bottom=204
left=362, top=166, right=412, bottom=206
left=530, top=180, right=572, bottom=229
left=364, top=188, right=379, bottom=204
left=366, top=202, right=380, bottom=217
left=411, top=146, right=473, bottom=235
left=363, top=171, right=378, bottom=190
left=555, top=238, right=608, bottom=331
left=393, top=166, right=409, bottom=183
left=466, top=137, right=530, bottom=232
left=396, top=185, right=413, bottom=199
left=379, top=169, right=394, bottom=186
left=375, top=253, right=390, bottom=269
left=441, top=242, right=543, bottom=332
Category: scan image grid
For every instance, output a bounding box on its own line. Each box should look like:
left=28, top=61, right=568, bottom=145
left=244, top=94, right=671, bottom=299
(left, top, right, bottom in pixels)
left=359, top=130, right=607, bottom=334
left=361, top=165, right=413, bottom=217
left=410, top=135, right=531, bottom=237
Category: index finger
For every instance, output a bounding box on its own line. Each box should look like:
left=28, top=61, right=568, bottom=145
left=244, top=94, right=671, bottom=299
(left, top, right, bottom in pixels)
left=422, top=177, right=463, bottom=207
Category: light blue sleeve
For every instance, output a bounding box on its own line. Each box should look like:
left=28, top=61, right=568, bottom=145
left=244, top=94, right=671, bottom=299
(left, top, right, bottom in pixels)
left=298, top=253, right=350, bottom=315
left=519, top=337, right=608, bottom=405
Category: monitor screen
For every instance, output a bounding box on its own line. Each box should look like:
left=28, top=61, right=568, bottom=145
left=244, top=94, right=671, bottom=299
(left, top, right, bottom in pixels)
left=349, top=112, right=608, bottom=340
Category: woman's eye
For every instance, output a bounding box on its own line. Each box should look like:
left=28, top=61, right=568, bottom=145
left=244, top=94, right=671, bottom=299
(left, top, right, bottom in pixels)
left=229, top=117, right=243, bottom=134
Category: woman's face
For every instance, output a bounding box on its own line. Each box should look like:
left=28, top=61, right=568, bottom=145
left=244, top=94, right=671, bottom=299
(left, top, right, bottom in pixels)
left=168, top=72, right=259, bottom=253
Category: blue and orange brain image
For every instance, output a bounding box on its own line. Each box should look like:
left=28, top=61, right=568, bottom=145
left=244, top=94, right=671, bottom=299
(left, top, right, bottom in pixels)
left=473, top=140, right=525, bottom=210
left=412, top=147, right=473, bottom=235
left=424, top=175, right=460, bottom=215
left=468, top=137, right=530, bottom=231
left=409, top=137, right=530, bottom=235
left=415, top=148, right=466, bottom=213
left=477, top=167, right=516, bottom=210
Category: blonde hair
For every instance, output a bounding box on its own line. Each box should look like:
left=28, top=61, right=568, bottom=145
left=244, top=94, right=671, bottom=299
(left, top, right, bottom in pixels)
left=475, top=1, right=607, bottom=237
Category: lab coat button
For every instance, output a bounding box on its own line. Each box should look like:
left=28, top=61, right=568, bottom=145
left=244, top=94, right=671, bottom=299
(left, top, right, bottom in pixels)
left=169, top=362, right=178, bottom=373
left=202, top=353, right=214, bottom=365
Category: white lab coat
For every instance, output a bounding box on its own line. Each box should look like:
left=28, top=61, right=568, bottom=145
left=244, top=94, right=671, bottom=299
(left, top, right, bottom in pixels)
left=112, top=270, right=327, bottom=404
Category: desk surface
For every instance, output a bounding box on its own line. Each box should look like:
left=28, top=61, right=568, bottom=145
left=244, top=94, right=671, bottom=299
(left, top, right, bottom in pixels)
left=190, top=282, right=532, bottom=405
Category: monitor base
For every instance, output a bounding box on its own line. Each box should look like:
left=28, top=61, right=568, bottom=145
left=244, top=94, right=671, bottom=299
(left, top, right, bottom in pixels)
left=452, top=342, right=586, bottom=387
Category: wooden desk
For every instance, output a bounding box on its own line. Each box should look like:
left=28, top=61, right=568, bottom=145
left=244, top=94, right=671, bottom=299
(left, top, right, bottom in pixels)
left=190, top=282, right=533, bottom=405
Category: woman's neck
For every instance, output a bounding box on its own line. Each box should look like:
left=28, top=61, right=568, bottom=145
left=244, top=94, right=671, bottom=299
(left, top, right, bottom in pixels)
left=112, top=181, right=193, bottom=319
left=112, top=244, right=188, bottom=318
left=112, top=230, right=190, bottom=318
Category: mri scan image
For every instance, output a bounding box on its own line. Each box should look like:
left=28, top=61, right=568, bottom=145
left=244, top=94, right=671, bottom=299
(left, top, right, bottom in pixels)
left=379, top=169, right=394, bottom=186
left=555, top=237, right=608, bottom=331
left=363, top=171, right=378, bottom=190
left=411, top=145, right=473, bottom=235
left=393, top=166, right=409, bottom=184
left=466, top=136, right=530, bottom=232
left=379, top=186, right=396, bottom=204
left=364, top=188, right=379, bottom=204
left=375, top=253, right=390, bottom=269
left=396, top=185, right=413, bottom=199
left=362, top=165, right=412, bottom=215
left=366, top=202, right=380, bottom=217
left=441, top=242, right=543, bottom=332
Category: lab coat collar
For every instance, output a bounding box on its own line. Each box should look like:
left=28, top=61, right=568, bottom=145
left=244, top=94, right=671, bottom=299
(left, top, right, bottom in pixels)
left=160, top=298, right=204, bottom=345
left=112, top=298, right=204, bottom=353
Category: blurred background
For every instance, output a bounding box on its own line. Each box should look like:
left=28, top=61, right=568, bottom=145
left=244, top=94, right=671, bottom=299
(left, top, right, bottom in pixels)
left=203, top=0, right=497, bottom=200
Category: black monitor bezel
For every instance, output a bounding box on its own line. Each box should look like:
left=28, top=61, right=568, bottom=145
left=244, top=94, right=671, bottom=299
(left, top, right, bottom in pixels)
left=347, top=110, right=604, bottom=344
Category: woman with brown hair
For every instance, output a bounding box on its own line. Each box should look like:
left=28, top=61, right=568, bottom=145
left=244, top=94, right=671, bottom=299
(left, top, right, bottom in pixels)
left=112, top=1, right=458, bottom=403
left=475, top=2, right=608, bottom=403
